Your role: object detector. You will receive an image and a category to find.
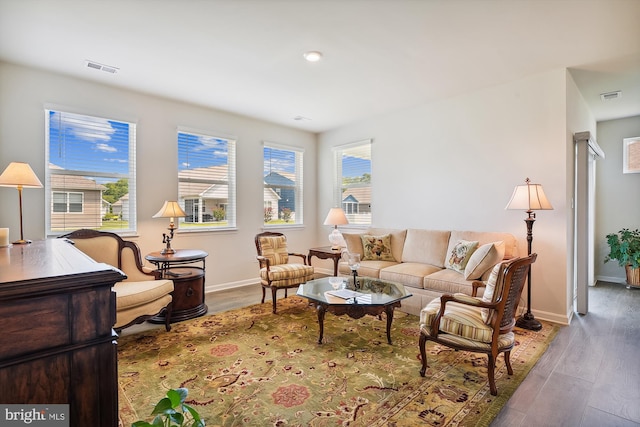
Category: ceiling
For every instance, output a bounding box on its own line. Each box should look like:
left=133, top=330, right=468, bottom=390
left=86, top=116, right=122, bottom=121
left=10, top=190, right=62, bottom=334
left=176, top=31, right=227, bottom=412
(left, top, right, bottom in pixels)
left=1, top=0, right=639, bottom=133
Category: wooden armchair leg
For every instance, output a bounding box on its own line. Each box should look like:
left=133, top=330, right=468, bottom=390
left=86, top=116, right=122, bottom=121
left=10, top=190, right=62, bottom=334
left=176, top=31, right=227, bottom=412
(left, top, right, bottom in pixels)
left=419, top=334, right=428, bottom=377
left=487, top=355, right=497, bottom=396
left=504, top=350, right=513, bottom=375
left=271, top=287, right=278, bottom=314
left=163, top=302, right=173, bottom=332
left=261, top=286, right=266, bottom=304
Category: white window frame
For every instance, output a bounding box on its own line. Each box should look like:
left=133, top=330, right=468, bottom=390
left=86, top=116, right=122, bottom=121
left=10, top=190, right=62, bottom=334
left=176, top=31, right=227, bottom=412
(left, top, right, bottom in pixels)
left=177, top=128, right=237, bottom=232
left=263, top=142, right=304, bottom=227
left=45, top=109, right=137, bottom=236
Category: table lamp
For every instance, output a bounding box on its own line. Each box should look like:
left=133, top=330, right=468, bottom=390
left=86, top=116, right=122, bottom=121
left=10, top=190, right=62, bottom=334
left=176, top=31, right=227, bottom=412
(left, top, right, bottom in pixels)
left=505, top=177, right=553, bottom=331
left=0, top=162, right=43, bottom=244
left=324, top=207, right=348, bottom=250
left=153, top=200, right=187, bottom=255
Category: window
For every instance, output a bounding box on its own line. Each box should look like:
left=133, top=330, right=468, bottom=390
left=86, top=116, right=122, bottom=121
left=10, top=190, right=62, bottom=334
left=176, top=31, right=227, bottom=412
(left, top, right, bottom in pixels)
left=178, top=129, right=236, bottom=230
left=334, top=139, right=372, bottom=226
left=46, top=110, right=136, bottom=234
left=52, top=191, right=83, bottom=213
left=263, top=143, right=304, bottom=226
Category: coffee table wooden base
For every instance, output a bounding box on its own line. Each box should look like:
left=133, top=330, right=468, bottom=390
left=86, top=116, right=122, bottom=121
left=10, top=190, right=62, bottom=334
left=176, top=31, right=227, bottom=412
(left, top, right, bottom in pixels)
left=314, top=301, right=401, bottom=345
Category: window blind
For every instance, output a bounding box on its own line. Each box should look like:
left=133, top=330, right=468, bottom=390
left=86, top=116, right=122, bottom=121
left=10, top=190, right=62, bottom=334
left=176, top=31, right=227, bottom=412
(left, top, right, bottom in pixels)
left=263, top=143, right=304, bottom=225
left=334, top=139, right=372, bottom=226
left=45, top=110, right=136, bottom=234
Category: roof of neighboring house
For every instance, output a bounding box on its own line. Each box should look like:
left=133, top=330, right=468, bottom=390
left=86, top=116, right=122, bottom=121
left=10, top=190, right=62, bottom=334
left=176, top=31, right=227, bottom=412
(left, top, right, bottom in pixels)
left=342, top=186, right=371, bottom=204
left=112, top=193, right=128, bottom=207
left=51, top=173, right=107, bottom=191
left=264, top=172, right=294, bottom=186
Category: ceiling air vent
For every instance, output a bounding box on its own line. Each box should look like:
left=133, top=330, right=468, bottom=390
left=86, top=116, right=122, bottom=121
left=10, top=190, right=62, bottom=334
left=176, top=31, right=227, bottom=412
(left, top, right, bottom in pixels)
left=85, top=60, right=119, bottom=74
left=600, top=90, right=621, bottom=101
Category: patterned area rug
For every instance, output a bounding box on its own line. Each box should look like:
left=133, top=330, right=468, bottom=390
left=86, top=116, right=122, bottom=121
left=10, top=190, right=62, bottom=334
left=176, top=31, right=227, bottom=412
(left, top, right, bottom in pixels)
left=118, top=296, right=559, bottom=426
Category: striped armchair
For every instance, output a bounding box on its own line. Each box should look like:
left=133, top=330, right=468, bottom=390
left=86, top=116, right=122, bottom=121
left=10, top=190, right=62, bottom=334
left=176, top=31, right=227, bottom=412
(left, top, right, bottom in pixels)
left=255, top=232, right=314, bottom=313
left=419, top=253, right=537, bottom=396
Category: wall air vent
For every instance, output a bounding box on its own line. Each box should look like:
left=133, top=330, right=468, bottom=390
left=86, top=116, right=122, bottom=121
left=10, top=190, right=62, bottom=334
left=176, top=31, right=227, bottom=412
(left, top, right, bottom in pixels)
left=85, top=60, right=119, bottom=74
left=600, top=90, right=621, bottom=101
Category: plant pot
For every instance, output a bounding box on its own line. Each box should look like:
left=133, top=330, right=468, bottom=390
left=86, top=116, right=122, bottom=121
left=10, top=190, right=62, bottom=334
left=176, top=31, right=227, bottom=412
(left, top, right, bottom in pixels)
left=625, top=265, right=640, bottom=289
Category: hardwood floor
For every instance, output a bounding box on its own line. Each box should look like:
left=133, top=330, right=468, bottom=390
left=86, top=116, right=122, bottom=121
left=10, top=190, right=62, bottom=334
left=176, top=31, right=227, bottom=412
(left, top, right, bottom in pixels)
left=121, top=280, right=640, bottom=427
left=491, top=281, right=640, bottom=427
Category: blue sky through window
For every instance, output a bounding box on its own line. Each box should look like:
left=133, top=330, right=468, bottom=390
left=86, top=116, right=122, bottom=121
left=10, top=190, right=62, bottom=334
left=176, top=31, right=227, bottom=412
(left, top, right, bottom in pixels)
left=178, top=132, right=229, bottom=170
left=48, top=111, right=130, bottom=176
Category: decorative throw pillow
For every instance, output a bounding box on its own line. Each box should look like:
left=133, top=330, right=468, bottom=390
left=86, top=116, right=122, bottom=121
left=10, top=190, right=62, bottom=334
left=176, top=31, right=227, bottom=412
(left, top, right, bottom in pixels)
left=360, top=234, right=395, bottom=261
left=464, top=241, right=506, bottom=280
left=480, top=262, right=504, bottom=322
left=445, top=240, right=478, bottom=273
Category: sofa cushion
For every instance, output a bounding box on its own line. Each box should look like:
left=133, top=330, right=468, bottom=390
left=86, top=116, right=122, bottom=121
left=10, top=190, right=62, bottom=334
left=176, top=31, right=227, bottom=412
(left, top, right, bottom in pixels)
left=481, top=262, right=507, bottom=323
left=367, top=228, right=407, bottom=263
left=342, top=233, right=364, bottom=257
left=401, top=229, right=451, bottom=267
left=423, top=268, right=483, bottom=297
left=445, top=240, right=478, bottom=272
left=380, top=262, right=442, bottom=289
left=114, top=279, right=174, bottom=311
left=420, top=297, right=496, bottom=343
left=339, top=259, right=398, bottom=278
left=361, top=234, right=395, bottom=261
left=448, top=230, right=518, bottom=259
left=464, top=241, right=505, bottom=280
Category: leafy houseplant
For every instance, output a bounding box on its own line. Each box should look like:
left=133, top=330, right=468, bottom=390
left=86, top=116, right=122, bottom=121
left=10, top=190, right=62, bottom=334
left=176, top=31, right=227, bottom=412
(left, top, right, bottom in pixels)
left=605, top=228, right=640, bottom=288
left=132, top=388, right=205, bottom=427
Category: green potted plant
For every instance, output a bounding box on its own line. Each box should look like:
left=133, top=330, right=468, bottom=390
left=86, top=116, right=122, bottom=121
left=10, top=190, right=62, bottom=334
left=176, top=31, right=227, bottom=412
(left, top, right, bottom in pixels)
left=605, top=228, right=640, bottom=288
left=132, top=388, right=205, bottom=427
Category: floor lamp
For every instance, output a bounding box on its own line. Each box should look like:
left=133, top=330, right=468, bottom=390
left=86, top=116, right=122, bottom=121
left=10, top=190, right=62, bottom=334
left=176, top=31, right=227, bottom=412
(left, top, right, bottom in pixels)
left=506, top=178, right=553, bottom=331
left=0, top=162, right=43, bottom=244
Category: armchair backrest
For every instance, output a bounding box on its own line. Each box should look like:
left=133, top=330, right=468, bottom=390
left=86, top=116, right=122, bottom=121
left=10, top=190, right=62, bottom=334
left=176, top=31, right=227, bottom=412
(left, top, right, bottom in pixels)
left=60, top=229, right=153, bottom=282
left=491, top=253, right=537, bottom=333
left=255, top=232, right=289, bottom=266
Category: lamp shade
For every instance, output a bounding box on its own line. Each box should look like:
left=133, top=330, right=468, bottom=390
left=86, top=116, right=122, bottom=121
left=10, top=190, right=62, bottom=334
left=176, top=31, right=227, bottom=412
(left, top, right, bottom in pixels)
left=153, top=201, right=187, bottom=219
left=0, top=162, right=43, bottom=188
left=505, top=178, right=553, bottom=211
left=323, top=207, right=348, bottom=226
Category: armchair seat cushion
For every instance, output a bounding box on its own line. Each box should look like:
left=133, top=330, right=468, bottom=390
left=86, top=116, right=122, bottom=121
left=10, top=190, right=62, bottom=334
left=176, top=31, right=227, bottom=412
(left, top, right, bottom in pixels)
left=115, top=279, right=174, bottom=311
left=260, top=264, right=314, bottom=286
left=420, top=296, right=497, bottom=343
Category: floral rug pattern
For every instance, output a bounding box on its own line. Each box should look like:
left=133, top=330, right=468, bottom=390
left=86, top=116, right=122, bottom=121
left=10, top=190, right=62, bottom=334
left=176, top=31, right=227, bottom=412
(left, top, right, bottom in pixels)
left=118, top=297, right=558, bottom=426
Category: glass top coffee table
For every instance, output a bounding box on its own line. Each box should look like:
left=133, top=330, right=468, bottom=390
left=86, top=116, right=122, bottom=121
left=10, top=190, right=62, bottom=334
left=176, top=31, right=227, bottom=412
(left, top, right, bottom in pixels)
left=296, top=276, right=412, bottom=345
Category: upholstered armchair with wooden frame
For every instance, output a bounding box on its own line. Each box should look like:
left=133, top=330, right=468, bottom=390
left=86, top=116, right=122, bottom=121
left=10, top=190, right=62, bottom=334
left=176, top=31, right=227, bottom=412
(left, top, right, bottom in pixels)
left=419, top=253, right=537, bottom=396
left=60, top=229, right=174, bottom=333
left=255, top=231, right=315, bottom=314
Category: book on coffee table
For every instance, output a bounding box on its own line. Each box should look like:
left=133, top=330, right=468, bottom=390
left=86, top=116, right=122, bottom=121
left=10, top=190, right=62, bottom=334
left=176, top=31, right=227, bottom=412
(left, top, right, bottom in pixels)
left=326, top=289, right=366, bottom=299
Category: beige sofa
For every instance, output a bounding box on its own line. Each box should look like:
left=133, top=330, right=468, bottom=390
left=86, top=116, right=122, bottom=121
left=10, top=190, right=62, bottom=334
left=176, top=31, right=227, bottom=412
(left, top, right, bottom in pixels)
left=338, top=228, right=518, bottom=316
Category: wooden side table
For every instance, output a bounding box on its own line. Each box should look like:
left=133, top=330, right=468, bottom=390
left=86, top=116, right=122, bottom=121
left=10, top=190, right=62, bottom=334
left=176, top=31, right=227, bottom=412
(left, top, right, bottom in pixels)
left=145, top=249, right=208, bottom=323
left=308, top=246, right=343, bottom=277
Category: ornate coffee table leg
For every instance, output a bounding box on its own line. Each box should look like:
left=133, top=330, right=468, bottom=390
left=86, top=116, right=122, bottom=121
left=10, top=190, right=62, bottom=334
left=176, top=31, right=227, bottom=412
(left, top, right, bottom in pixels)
left=316, top=304, right=327, bottom=344
left=385, top=305, right=395, bottom=344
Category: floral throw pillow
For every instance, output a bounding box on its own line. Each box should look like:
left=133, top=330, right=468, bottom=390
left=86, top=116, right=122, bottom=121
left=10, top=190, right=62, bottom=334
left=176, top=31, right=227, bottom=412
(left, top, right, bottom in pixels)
left=446, top=240, right=479, bottom=273
left=361, top=234, right=395, bottom=261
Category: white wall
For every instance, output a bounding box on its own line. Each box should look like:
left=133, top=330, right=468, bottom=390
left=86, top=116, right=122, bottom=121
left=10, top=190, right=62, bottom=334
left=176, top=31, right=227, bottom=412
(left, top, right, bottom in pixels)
left=318, top=68, right=572, bottom=323
left=596, top=115, right=640, bottom=282
left=0, top=61, right=319, bottom=289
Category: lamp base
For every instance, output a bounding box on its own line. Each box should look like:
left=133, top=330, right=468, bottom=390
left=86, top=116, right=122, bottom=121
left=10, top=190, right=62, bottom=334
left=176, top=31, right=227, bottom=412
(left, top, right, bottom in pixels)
left=160, top=247, right=176, bottom=255
left=515, top=312, right=542, bottom=331
left=12, top=239, right=31, bottom=245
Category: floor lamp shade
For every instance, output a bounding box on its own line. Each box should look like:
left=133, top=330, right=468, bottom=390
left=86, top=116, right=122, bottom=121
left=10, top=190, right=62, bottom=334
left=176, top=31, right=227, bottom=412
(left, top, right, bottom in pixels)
left=0, top=162, right=43, bottom=244
left=505, top=178, right=553, bottom=331
left=324, top=207, right=348, bottom=250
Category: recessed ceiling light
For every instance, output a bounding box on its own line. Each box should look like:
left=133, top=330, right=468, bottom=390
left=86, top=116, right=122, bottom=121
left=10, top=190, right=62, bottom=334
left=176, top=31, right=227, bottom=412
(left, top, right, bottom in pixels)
left=293, top=115, right=312, bottom=121
left=303, top=51, right=323, bottom=62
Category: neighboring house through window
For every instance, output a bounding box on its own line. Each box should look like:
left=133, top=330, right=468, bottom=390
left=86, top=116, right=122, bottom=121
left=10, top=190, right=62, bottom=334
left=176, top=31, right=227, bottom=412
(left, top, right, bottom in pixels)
left=334, top=139, right=372, bottom=226
left=45, top=110, right=136, bottom=234
left=178, top=129, right=236, bottom=230
left=263, top=143, right=303, bottom=225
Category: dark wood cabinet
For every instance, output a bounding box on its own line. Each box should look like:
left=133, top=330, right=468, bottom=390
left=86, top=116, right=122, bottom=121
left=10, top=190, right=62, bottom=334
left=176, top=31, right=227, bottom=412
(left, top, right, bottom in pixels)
left=0, top=239, right=125, bottom=427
